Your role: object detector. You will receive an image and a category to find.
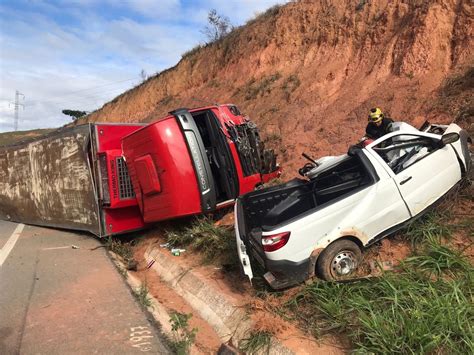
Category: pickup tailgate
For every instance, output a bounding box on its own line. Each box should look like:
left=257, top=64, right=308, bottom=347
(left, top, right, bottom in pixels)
left=234, top=199, right=254, bottom=281
left=234, top=179, right=310, bottom=279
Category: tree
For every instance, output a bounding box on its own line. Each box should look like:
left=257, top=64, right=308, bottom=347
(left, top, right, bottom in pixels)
left=62, top=109, right=88, bottom=121
left=201, top=9, right=233, bottom=43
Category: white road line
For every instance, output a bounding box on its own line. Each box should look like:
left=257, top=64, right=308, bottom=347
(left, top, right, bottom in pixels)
left=0, top=223, right=25, bottom=267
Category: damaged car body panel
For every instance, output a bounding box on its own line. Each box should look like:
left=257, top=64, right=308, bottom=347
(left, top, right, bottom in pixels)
left=235, top=123, right=471, bottom=289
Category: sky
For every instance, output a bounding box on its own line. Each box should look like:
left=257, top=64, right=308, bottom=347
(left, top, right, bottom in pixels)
left=0, top=0, right=288, bottom=133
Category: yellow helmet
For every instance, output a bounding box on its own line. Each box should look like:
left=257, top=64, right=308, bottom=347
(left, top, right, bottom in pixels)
left=368, top=107, right=384, bottom=123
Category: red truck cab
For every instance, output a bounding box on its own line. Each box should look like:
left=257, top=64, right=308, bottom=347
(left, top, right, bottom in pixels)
left=92, top=123, right=147, bottom=235
left=122, top=104, right=280, bottom=223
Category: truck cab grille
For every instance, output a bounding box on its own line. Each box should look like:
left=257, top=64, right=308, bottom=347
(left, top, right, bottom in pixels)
left=116, top=157, right=135, bottom=200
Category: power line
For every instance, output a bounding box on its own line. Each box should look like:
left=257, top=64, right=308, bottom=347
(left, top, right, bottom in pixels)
left=23, top=76, right=145, bottom=108
left=1, top=75, right=148, bottom=124
left=1, top=76, right=140, bottom=105
left=43, top=76, right=141, bottom=100
left=24, top=86, right=133, bottom=107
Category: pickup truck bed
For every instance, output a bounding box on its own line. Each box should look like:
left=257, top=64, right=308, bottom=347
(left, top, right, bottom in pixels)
left=241, top=149, right=378, bottom=232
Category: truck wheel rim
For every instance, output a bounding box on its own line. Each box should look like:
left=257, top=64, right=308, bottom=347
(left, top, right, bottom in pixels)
left=331, top=251, right=357, bottom=277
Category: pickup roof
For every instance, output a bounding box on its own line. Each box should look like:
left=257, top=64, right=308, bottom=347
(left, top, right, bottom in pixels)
left=235, top=123, right=471, bottom=289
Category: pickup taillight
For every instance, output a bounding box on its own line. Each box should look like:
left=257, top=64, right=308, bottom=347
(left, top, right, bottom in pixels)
left=262, top=232, right=290, bottom=252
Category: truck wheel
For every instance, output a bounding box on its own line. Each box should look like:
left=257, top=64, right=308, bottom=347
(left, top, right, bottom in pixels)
left=316, top=240, right=361, bottom=281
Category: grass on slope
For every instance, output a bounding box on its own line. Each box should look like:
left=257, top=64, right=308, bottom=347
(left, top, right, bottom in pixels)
left=283, top=211, right=473, bottom=354
left=165, top=216, right=237, bottom=265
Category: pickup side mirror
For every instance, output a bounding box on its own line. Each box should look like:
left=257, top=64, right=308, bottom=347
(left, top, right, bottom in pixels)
left=438, top=132, right=460, bottom=148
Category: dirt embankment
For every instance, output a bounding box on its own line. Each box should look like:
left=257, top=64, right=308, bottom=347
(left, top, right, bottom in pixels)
left=0, top=128, right=55, bottom=147
left=81, top=0, right=473, bottom=175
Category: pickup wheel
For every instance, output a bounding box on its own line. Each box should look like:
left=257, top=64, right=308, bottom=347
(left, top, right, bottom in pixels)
left=316, top=240, right=361, bottom=281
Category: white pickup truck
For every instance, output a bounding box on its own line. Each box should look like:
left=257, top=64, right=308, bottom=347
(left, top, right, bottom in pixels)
left=234, top=123, right=471, bottom=289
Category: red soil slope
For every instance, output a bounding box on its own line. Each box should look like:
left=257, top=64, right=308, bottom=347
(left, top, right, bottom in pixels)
left=82, top=0, right=473, bottom=175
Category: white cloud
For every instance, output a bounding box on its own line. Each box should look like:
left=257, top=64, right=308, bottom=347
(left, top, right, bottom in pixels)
left=0, top=0, right=288, bottom=133
left=120, top=0, right=180, bottom=18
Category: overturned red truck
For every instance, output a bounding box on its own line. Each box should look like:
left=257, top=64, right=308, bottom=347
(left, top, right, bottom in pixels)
left=0, top=105, right=280, bottom=236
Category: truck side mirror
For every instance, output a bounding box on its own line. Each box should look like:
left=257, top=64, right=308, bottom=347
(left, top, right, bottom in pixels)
left=439, top=132, right=460, bottom=148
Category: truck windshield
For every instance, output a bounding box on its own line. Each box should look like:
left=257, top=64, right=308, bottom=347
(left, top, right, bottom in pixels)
left=228, top=122, right=277, bottom=177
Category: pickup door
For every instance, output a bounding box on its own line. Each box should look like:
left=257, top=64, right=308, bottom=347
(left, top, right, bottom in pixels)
left=367, top=132, right=462, bottom=217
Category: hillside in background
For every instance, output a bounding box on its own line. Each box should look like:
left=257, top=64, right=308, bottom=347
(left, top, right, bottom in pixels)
left=80, top=0, right=473, bottom=175
left=0, top=128, right=55, bottom=147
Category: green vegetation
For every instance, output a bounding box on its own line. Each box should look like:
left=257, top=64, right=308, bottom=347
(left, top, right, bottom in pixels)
left=403, top=211, right=451, bottom=248
left=116, top=265, right=128, bottom=279
left=0, top=128, right=55, bottom=146
left=208, top=79, right=220, bottom=88
left=434, top=66, right=474, bottom=124
left=134, top=282, right=152, bottom=309
left=169, top=312, right=198, bottom=355
left=245, top=4, right=282, bottom=26
left=201, top=9, right=233, bottom=43
left=165, top=217, right=236, bottom=264
left=283, top=212, right=474, bottom=354
left=107, top=237, right=134, bottom=263
left=242, top=73, right=282, bottom=100
left=181, top=44, right=204, bottom=59
left=62, top=109, right=88, bottom=120
left=158, top=95, right=174, bottom=107
left=239, top=330, right=272, bottom=354
left=263, top=132, right=281, bottom=144
left=356, top=0, right=368, bottom=12
left=441, top=66, right=474, bottom=97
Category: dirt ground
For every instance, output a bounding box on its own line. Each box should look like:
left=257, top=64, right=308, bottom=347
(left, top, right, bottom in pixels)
left=132, top=241, right=223, bottom=354
left=131, top=228, right=346, bottom=354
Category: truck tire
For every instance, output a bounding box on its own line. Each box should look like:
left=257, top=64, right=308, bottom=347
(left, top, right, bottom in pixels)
left=316, top=239, right=361, bottom=281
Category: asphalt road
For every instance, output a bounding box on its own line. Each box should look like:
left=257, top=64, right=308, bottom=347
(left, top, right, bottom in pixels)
left=0, top=220, right=170, bottom=354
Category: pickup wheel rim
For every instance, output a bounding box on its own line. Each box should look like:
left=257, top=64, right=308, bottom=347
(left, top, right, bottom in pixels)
left=331, top=250, right=357, bottom=277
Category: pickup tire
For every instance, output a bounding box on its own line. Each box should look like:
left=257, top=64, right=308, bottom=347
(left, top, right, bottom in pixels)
left=316, top=239, right=361, bottom=281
